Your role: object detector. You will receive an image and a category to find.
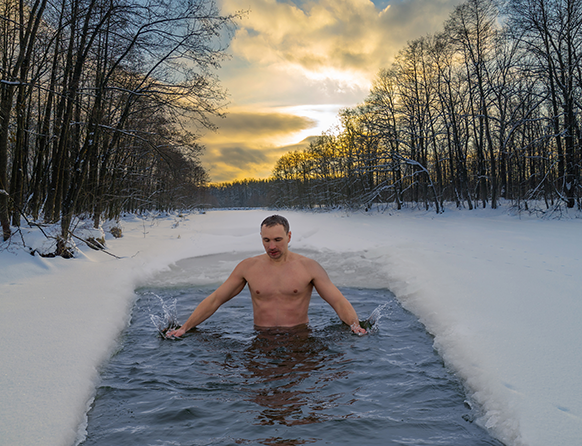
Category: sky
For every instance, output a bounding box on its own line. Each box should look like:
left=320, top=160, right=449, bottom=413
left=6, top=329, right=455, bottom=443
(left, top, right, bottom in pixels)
left=198, top=0, right=465, bottom=183
left=1, top=206, right=581, bottom=445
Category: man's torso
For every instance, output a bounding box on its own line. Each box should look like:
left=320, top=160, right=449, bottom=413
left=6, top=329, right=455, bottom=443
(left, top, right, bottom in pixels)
left=242, top=253, right=314, bottom=327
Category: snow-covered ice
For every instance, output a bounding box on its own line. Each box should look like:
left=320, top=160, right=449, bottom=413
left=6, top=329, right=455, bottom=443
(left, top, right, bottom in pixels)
left=1, top=207, right=581, bottom=446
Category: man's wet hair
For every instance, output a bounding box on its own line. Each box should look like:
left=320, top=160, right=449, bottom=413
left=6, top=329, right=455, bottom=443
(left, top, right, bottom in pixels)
left=261, top=215, right=290, bottom=233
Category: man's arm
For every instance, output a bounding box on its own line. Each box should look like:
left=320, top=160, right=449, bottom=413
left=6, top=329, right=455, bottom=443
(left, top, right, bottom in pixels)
left=166, top=261, right=248, bottom=337
left=309, top=259, right=367, bottom=335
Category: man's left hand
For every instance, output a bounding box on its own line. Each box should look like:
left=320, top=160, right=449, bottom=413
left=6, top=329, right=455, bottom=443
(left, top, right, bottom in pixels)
left=350, top=322, right=367, bottom=336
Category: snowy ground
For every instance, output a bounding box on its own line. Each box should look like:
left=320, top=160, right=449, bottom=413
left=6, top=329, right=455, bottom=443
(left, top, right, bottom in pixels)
left=0, top=207, right=581, bottom=446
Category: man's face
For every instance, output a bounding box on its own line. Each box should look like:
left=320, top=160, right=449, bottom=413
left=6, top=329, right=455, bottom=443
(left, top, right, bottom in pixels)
left=260, top=224, right=291, bottom=260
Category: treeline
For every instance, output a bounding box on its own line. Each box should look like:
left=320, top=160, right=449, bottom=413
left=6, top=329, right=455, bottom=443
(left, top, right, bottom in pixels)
left=0, top=0, right=235, bottom=245
left=209, top=0, right=582, bottom=213
left=204, top=179, right=275, bottom=208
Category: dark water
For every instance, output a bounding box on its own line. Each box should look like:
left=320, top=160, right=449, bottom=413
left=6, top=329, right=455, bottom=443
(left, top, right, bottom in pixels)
left=80, top=287, right=504, bottom=446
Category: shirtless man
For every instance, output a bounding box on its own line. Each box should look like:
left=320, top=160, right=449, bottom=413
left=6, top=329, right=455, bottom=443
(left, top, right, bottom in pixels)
left=166, top=215, right=367, bottom=337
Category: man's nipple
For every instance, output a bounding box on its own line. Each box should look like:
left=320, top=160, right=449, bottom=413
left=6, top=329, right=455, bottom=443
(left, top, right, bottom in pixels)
left=255, top=290, right=260, bottom=295
left=293, top=289, right=298, bottom=294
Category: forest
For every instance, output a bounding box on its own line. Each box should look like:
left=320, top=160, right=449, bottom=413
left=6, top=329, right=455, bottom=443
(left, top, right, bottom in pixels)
left=207, top=0, right=582, bottom=214
left=0, top=0, right=235, bottom=248
left=2, top=0, right=581, bottom=255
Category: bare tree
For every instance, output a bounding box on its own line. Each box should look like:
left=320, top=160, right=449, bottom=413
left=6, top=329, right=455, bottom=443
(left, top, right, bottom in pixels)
left=505, top=0, right=582, bottom=208
left=445, top=0, right=500, bottom=208
left=0, top=0, right=237, bottom=253
left=0, top=0, right=50, bottom=239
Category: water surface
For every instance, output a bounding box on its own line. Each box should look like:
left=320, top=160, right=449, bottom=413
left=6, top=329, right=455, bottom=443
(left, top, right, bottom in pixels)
left=80, top=286, right=503, bottom=446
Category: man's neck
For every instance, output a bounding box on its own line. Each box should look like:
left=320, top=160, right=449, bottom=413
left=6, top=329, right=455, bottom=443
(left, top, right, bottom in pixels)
left=268, top=251, right=290, bottom=264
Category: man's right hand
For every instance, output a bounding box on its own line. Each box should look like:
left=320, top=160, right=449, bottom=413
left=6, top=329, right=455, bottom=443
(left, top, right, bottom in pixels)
left=165, top=327, right=186, bottom=338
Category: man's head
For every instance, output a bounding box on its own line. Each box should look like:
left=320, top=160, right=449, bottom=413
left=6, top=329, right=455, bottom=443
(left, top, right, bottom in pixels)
left=260, top=215, right=291, bottom=260
left=261, top=215, right=290, bottom=234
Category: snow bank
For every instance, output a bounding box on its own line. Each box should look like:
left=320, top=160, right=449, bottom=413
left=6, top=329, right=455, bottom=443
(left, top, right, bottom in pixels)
left=1, top=208, right=581, bottom=446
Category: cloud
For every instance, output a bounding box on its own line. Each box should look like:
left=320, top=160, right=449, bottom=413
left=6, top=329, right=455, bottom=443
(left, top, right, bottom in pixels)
left=202, top=142, right=307, bottom=183
left=215, top=146, right=269, bottom=165
left=200, top=108, right=317, bottom=182
left=206, top=0, right=466, bottom=182
left=222, top=0, right=464, bottom=89
left=206, top=110, right=316, bottom=142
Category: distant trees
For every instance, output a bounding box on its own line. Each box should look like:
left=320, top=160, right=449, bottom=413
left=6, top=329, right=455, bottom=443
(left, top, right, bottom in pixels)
left=204, top=179, right=275, bottom=208
left=505, top=0, right=582, bottom=209
left=210, top=0, right=581, bottom=212
left=0, top=0, right=234, bottom=245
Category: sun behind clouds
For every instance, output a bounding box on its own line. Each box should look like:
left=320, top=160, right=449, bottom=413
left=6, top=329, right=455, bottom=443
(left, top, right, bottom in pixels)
left=202, top=0, right=465, bottom=182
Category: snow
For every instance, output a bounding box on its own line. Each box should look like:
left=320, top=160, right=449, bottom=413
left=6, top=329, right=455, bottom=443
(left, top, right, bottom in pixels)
left=1, top=207, right=581, bottom=446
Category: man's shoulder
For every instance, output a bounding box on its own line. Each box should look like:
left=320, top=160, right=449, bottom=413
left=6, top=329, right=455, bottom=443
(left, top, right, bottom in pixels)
left=290, top=251, right=316, bottom=264
left=289, top=252, right=324, bottom=274
left=228, top=254, right=266, bottom=280
left=237, top=253, right=268, bottom=268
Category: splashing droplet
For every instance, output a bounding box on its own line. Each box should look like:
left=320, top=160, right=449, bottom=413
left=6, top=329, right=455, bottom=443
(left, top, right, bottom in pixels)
left=147, top=292, right=179, bottom=337
left=360, top=303, right=391, bottom=333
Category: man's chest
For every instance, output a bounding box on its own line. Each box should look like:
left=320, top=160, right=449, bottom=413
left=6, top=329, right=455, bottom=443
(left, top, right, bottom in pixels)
left=246, top=264, right=313, bottom=297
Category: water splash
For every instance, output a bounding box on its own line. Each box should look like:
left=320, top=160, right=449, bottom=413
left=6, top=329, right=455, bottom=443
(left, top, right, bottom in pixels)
left=146, top=292, right=179, bottom=337
left=360, top=302, right=391, bottom=333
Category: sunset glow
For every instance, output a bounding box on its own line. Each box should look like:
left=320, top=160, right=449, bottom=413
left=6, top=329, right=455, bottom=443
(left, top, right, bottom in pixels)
left=201, top=0, right=464, bottom=182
